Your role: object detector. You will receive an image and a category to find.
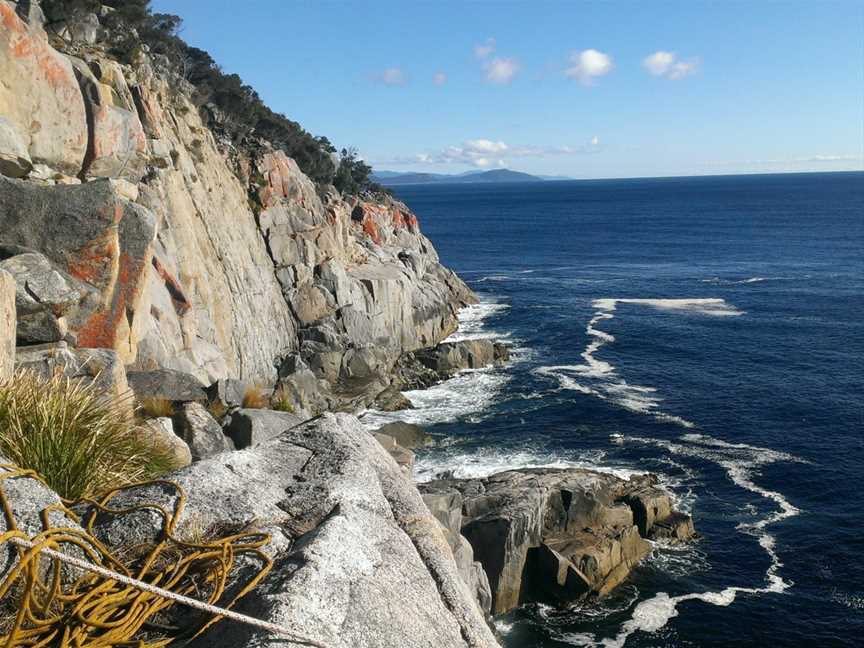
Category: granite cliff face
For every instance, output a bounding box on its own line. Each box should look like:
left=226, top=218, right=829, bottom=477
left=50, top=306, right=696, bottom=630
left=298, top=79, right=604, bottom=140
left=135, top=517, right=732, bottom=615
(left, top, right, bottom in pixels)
left=0, top=0, right=474, bottom=413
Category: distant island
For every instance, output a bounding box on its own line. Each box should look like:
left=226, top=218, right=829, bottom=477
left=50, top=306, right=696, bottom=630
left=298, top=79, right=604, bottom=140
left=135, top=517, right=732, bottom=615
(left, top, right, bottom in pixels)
left=373, top=168, right=568, bottom=186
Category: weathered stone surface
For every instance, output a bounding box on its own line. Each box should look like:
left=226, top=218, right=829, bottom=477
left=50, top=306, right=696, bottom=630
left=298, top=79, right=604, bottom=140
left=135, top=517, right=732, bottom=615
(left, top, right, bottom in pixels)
left=0, top=269, right=14, bottom=378
left=127, top=368, right=208, bottom=404
left=172, top=401, right=233, bottom=460
left=0, top=251, right=89, bottom=343
left=205, top=378, right=248, bottom=409
left=371, top=385, right=414, bottom=411
left=422, top=469, right=694, bottom=614
left=647, top=510, right=696, bottom=543
left=0, top=3, right=88, bottom=176
left=0, top=177, right=156, bottom=361
left=375, top=421, right=432, bottom=449
left=0, top=116, right=32, bottom=178
left=416, top=339, right=510, bottom=376
left=69, top=56, right=147, bottom=180
left=141, top=416, right=191, bottom=469
left=373, top=432, right=416, bottom=472
left=222, top=408, right=303, bottom=449
left=83, top=414, right=499, bottom=648
left=15, top=342, right=129, bottom=401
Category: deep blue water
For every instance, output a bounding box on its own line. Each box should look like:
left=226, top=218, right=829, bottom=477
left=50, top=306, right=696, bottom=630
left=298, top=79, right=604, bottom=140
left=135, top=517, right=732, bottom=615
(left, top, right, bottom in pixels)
left=367, top=172, right=864, bottom=648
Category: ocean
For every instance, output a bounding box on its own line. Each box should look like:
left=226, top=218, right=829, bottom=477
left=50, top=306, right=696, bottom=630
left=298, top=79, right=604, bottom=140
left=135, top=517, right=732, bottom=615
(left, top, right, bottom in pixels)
left=362, top=171, right=864, bottom=648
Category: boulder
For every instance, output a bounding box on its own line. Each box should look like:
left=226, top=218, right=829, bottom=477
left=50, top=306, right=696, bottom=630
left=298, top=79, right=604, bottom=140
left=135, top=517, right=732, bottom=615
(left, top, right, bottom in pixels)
left=375, top=421, right=431, bottom=449
left=416, top=339, right=509, bottom=376
left=647, top=510, right=696, bottom=543
left=127, top=369, right=208, bottom=403
left=0, top=3, right=88, bottom=177
left=0, top=269, right=14, bottom=379
left=206, top=378, right=248, bottom=410
left=141, top=416, right=191, bottom=469
left=0, top=251, right=90, bottom=343
left=371, top=385, right=414, bottom=411
left=222, top=408, right=303, bottom=449
left=373, top=432, right=415, bottom=472
left=172, top=402, right=233, bottom=460
left=80, top=414, right=498, bottom=648
left=0, top=177, right=156, bottom=361
left=15, top=342, right=129, bottom=401
left=421, top=469, right=695, bottom=615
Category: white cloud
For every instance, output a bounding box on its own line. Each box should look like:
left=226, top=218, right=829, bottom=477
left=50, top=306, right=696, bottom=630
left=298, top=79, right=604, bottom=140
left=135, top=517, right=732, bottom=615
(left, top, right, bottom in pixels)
left=484, top=57, right=520, bottom=84
left=433, top=71, right=447, bottom=86
left=474, top=37, right=496, bottom=59
left=565, top=49, right=614, bottom=85
left=643, top=51, right=699, bottom=79
left=385, top=136, right=602, bottom=168
left=377, top=67, right=406, bottom=86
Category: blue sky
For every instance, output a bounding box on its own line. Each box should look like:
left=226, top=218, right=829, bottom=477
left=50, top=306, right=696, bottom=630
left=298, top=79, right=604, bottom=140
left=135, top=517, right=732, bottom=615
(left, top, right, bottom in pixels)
left=152, top=0, right=863, bottom=179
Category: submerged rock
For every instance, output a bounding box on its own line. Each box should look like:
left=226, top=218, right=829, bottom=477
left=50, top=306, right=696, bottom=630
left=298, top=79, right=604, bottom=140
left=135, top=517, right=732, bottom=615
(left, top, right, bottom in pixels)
left=421, top=469, right=695, bottom=614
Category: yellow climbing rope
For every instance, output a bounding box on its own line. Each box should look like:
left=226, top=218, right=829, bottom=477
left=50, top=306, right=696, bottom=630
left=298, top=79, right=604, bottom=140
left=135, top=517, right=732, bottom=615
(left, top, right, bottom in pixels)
left=0, top=463, right=273, bottom=647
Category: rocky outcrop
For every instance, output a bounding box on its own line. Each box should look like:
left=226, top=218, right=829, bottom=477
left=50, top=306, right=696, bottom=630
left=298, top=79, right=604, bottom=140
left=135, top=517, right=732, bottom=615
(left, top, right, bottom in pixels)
left=222, top=408, right=303, bottom=449
left=0, top=4, right=476, bottom=407
left=80, top=414, right=499, bottom=648
left=0, top=268, right=14, bottom=378
left=421, top=469, right=695, bottom=614
left=15, top=341, right=128, bottom=400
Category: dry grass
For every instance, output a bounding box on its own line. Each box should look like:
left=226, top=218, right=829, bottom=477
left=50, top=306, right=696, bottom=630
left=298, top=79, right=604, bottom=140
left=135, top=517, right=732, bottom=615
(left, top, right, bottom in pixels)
left=138, top=396, right=175, bottom=418
left=0, top=370, right=179, bottom=500
left=205, top=398, right=228, bottom=421
left=270, top=386, right=295, bottom=413
left=241, top=385, right=268, bottom=409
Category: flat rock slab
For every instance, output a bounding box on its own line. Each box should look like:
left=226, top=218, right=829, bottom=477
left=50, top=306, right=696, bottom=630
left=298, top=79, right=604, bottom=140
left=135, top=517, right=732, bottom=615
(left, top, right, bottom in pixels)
left=222, top=408, right=303, bottom=449
left=127, top=369, right=208, bottom=403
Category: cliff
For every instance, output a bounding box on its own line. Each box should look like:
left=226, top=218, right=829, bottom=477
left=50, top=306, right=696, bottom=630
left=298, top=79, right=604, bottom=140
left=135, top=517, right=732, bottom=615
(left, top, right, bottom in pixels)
left=0, top=0, right=474, bottom=414
left=0, top=4, right=696, bottom=645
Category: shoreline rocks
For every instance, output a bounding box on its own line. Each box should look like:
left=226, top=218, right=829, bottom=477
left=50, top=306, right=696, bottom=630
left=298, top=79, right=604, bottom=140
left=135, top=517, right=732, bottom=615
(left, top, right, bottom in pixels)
left=421, top=468, right=695, bottom=614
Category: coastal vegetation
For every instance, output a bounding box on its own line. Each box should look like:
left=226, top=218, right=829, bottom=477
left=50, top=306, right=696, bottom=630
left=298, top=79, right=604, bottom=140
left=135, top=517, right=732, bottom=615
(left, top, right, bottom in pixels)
left=0, top=371, right=179, bottom=499
left=40, top=0, right=385, bottom=194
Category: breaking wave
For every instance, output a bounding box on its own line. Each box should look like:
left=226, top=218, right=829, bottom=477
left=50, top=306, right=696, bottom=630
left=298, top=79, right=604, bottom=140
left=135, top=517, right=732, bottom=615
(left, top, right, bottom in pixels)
left=534, top=297, right=743, bottom=427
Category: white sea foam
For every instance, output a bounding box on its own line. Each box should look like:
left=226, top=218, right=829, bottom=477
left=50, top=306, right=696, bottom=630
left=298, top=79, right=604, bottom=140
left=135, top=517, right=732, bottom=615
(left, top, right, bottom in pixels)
left=701, top=276, right=793, bottom=285
left=413, top=446, right=643, bottom=483
left=534, top=296, right=743, bottom=428
left=583, top=433, right=803, bottom=648
left=444, top=300, right=510, bottom=342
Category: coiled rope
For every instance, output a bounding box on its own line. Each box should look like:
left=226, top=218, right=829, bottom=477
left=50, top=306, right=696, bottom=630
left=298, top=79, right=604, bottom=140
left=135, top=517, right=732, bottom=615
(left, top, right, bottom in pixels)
left=0, top=464, right=330, bottom=647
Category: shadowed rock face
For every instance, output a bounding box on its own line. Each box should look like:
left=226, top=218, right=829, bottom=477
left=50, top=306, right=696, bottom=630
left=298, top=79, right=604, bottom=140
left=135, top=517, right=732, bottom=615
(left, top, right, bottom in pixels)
left=0, top=176, right=155, bottom=362
left=421, top=469, right=696, bottom=614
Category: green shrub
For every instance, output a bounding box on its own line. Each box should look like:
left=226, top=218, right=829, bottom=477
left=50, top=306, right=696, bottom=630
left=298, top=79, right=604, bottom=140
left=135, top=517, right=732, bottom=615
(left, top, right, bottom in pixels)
left=270, top=387, right=295, bottom=413
left=0, top=371, right=179, bottom=500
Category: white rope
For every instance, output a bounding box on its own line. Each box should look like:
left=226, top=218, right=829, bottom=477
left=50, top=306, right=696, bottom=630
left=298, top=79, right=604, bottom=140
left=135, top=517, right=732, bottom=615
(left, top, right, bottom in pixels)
left=6, top=536, right=333, bottom=648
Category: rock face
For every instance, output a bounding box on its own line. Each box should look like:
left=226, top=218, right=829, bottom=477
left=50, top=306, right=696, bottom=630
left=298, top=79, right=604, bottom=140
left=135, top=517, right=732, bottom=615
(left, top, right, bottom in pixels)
left=15, top=342, right=129, bottom=400
left=81, top=414, right=499, bottom=648
left=0, top=268, right=14, bottom=378
left=421, top=469, right=695, bottom=614
left=222, top=408, right=303, bottom=449
left=0, top=5, right=476, bottom=405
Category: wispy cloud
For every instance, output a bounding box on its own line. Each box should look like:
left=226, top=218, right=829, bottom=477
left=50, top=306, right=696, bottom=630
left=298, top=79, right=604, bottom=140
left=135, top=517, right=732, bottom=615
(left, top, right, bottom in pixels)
left=643, top=51, right=700, bottom=79
left=385, top=136, right=602, bottom=168
left=565, top=49, right=613, bottom=85
left=474, top=37, right=496, bottom=59
left=701, top=154, right=864, bottom=173
left=375, top=67, right=407, bottom=86
left=484, top=57, right=520, bottom=84
left=433, top=71, right=447, bottom=86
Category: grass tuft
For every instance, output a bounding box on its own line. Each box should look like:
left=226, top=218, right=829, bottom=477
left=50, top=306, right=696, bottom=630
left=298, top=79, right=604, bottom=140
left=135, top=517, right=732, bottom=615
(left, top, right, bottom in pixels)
left=270, top=386, right=295, bottom=413
left=205, top=398, right=228, bottom=421
left=241, top=385, right=268, bottom=410
left=138, top=396, right=175, bottom=418
left=0, top=370, right=181, bottom=500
